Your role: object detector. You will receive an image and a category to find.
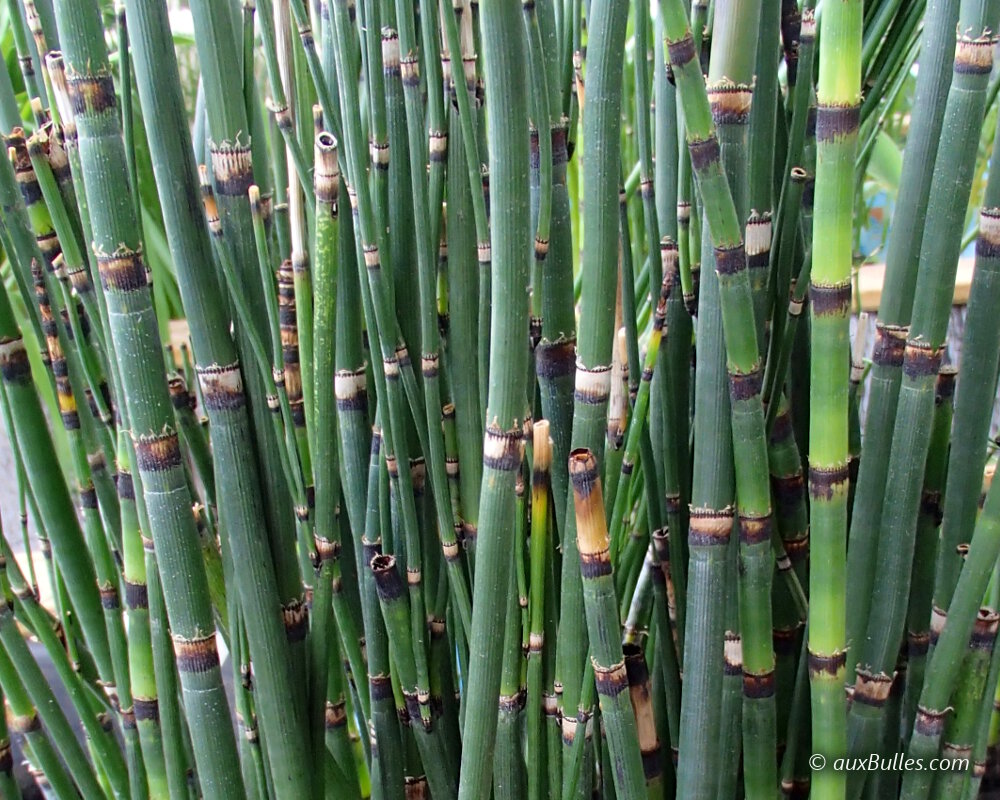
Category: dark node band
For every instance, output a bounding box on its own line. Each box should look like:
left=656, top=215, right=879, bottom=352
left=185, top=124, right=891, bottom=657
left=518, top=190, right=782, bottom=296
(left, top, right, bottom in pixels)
left=134, top=698, right=159, bottom=722
left=688, top=509, right=733, bottom=547
left=97, top=250, right=147, bottom=293
left=371, top=555, right=406, bottom=601
left=688, top=136, right=722, bottom=172
left=666, top=35, right=697, bottom=68
left=773, top=627, right=800, bottom=655
left=913, top=706, right=948, bottom=737
left=483, top=426, right=524, bottom=472
left=772, top=472, right=804, bottom=510
left=174, top=635, right=221, bottom=673
left=810, top=282, right=852, bottom=316
left=198, top=366, right=246, bottom=412
left=569, top=448, right=600, bottom=497
left=852, top=670, right=893, bottom=708
left=816, top=103, right=861, bottom=142
left=872, top=323, right=907, bottom=367
left=903, top=342, right=942, bottom=379
left=739, top=513, right=772, bottom=545
left=708, top=84, right=753, bottom=125
left=80, top=486, right=98, bottom=509
left=954, top=37, right=995, bottom=75
left=808, top=463, right=850, bottom=500
left=96, top=584, right=119, bottom=609
left=593, top=660, right=628, bottom=698
left=743, top=671, right=776, bottom=699
left=210, top=144, right=254, bottom=197
left=970, top=608, right=1000, bottom=650
left=0, top=340, right=30, bottom=383
left=283, top=600, right=309, bottom=643
left=134, top=432, right=182, bottom=473
left=714, top=244, right=747, bottom=275
left=370, top=673, right=394, bottom=701
left=729, top=367, right=763, bottom=402
left=124, top=579, right=148, bottom=610
left=67, top=72, right=117, bottom=115
left=907, top=630, right=930, bottom=657
left=807, top=649, right=846, bottom=676
left=579, top=549, right=613, bottom=578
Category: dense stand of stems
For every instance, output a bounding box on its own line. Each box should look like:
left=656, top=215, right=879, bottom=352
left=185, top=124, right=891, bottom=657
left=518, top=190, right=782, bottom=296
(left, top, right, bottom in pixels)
left=2, top=1, right=1000, bottom=798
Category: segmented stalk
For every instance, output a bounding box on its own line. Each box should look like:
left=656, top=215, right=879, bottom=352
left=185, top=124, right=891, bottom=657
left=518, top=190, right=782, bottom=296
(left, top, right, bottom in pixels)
left=570, top=449, right=646, bottom=798
left=845, top=0, right=961, bottom=657
left=901, top=466, right=1000, bottom=800
left=50, top=0, right=245, bottom=791
left=849, top=1, right=1000, bottom=778
left=663, top=1, right=783, bottom=793
left=527, top=421, right=552, bottom=800
left=126, top=2, right=316, bottom=792
left=928, top=610, right=998, bottom=798
left=0, top=645, right=79, bottom=798
left=453, top=1, right=532, bottom=796
left=932, top=128, right=1000, bottom=622
left=555, top=0, right=630, bottom=787
left=903, top=368, right=956, bottom=744
left=807, top=0, right=862, bottom=797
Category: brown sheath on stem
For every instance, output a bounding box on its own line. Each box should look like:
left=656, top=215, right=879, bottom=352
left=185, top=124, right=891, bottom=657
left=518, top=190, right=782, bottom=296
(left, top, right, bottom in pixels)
left=569, top=448, right=610, bottom=569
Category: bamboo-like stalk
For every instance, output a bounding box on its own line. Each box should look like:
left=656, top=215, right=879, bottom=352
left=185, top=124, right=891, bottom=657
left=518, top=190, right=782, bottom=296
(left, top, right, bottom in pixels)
left=0, top=644, right=79, bottom=799
left=663, top=1, right=787, bottom=795
left=807, top=0, right=862, bottom=797
left=670, top=104, right=737, bottom=800
left=527, top=421, right=552, bottom=800
left=125, top=2, right=316, bottom=794
left=928, top=610, right=999, bottom=798
left=494, top=505, right=526, bottom=800
left=455, top=2, right=531, bottom=794
left=845, top=0, right=961, bottom=658
left=186, top=0, right=306, bottom=646
left=309, top=127, right=342, bottom=798
left=554, top=2, right=630, bottom=789
left=570, top=449, right=646, bottom=797
left=961, top=614, right=1000, bottom=799
left=50, top=0, right=244, bottom=793
left=747, top=0, right=778, bottom=343
left=444, top=69, right=485, bottom=562
left=901, top=470, right=1000, bottom=800
left=932, top=130, right=1000, bottom=622
left=115, top=438, right=168, bottom=799
left=652, top=13, right=690, bottom=648
left=902, top=367, right=956, bottom=745
left=362, top=427, right=407, bottom=800
left=624, top=642, right=664, bottom=793
left=849, top=0, right=999, bottom=778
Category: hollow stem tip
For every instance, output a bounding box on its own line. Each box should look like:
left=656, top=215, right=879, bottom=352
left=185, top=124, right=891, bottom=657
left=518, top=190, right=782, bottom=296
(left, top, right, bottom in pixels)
left=371, top=553, right=405, bottom=602
left=532, top=419, right=552, bottom=474
left=569, top=448, right=610, bottom=560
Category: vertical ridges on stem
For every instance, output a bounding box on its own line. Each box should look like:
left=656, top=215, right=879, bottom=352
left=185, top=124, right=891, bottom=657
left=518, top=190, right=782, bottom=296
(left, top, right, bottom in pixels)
left=851, top=1, right=1000, bottom=786
left=455, top=2, right=531, bottom=795
left=807, top=1, right=862, bottom=798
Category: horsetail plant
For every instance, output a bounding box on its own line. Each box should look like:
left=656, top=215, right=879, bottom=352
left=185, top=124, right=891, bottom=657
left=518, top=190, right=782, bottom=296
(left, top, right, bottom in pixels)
left=808, top=2, right=862, bottom=800
left=2, top=0, right=1000, bottom=797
